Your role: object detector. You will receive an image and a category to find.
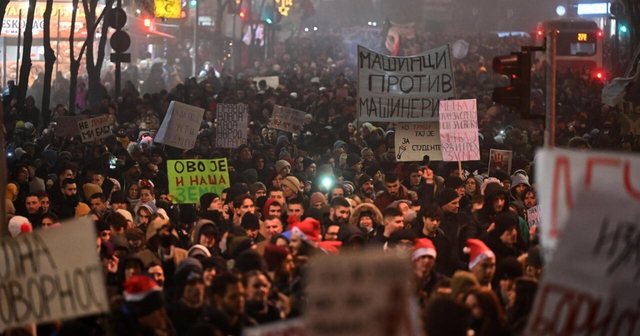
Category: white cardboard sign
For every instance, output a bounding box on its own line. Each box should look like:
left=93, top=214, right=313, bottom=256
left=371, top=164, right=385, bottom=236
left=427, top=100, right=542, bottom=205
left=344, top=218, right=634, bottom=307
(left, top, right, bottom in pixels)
left=394, top=123, right=442, bottom=162
left=535, top=148, right=640, bottom=262
left=438, top=99, right=480, bottom=162
left=526, top=193, right=640, bottom=335
left=155, top=101, right=205, bottom=149
left=0, top=217, right=109, bottom=331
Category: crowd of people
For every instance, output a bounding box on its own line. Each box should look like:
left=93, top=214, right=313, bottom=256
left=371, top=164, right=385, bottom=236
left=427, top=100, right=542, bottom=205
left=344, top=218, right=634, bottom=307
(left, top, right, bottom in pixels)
left=1, top=29, right=636, bottom=336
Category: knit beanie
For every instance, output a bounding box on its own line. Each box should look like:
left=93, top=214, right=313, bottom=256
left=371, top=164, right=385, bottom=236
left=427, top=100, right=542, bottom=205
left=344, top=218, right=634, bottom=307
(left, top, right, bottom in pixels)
left=241, top=213, right=260, bottom=231
left=6, top=183, right=18, bottom=201
left=444, top=176, right=464, bottom=189
left=309, top=192, right=327, bottom=206
left=234, top=249, right=266, bottom=273
left=263, top=244, right=289, bottom=272
left=275, top=160, right=291, bottom=174
left=437, top=188, right=460, bottom=206
left=199, top=193, right=219, bottom=212
left=8, top=216, right=32, bottom=238
left=492, top=212, right=518, bottom=238
left=116, top=209, right=134, bottom=223
left=83, top=183, right=103, bottom=200
left=123, top=275, right=164, bottom=317
left=281, top=176, right=300, bottom=193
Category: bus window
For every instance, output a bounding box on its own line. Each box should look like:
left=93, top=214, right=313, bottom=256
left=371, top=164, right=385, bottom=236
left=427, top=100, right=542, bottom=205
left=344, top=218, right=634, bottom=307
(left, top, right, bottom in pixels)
left=557, top=32, right=596, bottom=56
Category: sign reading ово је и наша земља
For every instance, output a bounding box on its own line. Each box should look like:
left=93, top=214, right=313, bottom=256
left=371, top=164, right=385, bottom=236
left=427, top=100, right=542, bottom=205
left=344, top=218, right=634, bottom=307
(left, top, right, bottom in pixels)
left=357, top=44, right=455, bottom=122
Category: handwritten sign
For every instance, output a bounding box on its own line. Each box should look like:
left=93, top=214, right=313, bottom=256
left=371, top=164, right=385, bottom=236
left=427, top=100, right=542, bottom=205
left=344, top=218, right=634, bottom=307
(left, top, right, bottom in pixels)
left=488, top=149, right=513, bottom=175
left=438, top=99, right=479, bottom=162
left=0, top=217, right=108, bottom=331
left=253, top=76, right=280, bottom=90
left=526, top=205, right=540, bottom=229
left=535, top=148, right=640, bottom=262
left=269, top=105, right=306, bottom=134
left=244, top=318, right=307, bottom=336
left=77, top=115, right=112, bottom=143
left=526, top=194, right=640, bottom=335
left=155, top=101, right=204, bottom=150
left=305, top=251, right=419, bottom=336
left=395, top=123, right=442, bottom=162
left=357, top=44, right=455, bottom=122
left=215, top=104, right=248, bottom=148
left=167, top=159, right=231, bottom=204
left=54, top=116, right=84, bottom=138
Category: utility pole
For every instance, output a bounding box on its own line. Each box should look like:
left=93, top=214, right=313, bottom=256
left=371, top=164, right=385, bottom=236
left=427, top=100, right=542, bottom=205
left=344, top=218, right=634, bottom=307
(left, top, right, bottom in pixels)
left=192, top=0, right=199, bottom=78
left=545, top=30, right=558, bottom=147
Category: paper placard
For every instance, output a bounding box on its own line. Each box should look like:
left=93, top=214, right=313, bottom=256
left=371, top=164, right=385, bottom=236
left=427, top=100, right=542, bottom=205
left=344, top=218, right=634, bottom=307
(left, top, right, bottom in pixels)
left=488, top=149, right=513, bottom=175
left=357, top=44, right=455, bottom=122
left=269, top=105, right=306, bottom=134
left=394, top=123, right=442, bottom=162
left=438, top=99, right=480, bottom=162
left=243, top=318, right=307, bottom=336
left=526, top=193, right=640, bottom=335
left=305, top=251, right=418, bottom=336
left=535, top=148, right=640, bottom=262
left=77, top=115, right=112, bottom=143
left=0, top=217, right=108, bottom=331
left=253, top=76, right=280, bottom=90
left=53, top=116, right=84, bottom=138
left=155, top=101, right=205, bottom=150
left=526, top=205, right=540, bottom=229
left=215, top=104, right=248, bottom=148
left=167, top=159, right=231, bottom=204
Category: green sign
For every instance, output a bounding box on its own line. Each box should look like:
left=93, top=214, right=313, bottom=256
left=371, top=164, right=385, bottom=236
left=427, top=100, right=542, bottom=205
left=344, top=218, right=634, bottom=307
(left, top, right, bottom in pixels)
left=167, top=159, right=230, bottom=204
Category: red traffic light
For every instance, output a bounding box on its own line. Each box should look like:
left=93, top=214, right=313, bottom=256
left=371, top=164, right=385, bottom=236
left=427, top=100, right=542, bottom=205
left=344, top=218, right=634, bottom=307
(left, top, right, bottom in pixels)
left=492, top=52, right=532, bottom=117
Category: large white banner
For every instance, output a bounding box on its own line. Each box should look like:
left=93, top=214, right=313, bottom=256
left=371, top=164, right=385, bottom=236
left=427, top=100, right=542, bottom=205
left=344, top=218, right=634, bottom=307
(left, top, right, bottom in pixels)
left=0, top=217, right=108, bottom=331
left=394, top=123, right=442, bottom=162
left=215, top=104, right=248, bottom=149
left=526, top=193, right=640, bottom=335
left=269, top=105, right=306, bottom=134
left=155, top=101, right=205, bottom=150
left=438, top=99, right=480, bottom=162
left=535, top=149, right=640, bottom=261
left=357, top=44, right=455, bottom=122
left=305, top=251, right=419, bottom=336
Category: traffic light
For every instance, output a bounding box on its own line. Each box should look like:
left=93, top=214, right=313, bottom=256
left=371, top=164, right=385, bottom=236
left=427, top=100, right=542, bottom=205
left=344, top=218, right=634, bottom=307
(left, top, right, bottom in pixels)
left=262, top=4, right=281, bottom=25
left=492, top=51, right=532, bottom=118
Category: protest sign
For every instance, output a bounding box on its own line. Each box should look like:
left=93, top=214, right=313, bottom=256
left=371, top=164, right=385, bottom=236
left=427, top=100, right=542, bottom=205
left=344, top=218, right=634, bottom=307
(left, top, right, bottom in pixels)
left=305, top=251, right=420, bottom=336
left=77, top=115, right=112, bottom=143
left=0, top=217, right=108, bottom=331
left=535, top=148, right=640, bottom=261
left=526, top=193, right=640, bottom=335
left=215, top=104, right=248, bottom=148
left=244, top=318, right=307, bottom=336
left=526, top=205, right=540, bottom=229
left=53, top=116, right=84, bottom=138
left=269, top=105, right=306, bottom=133
left=488, top=149, right=513, bottom=175
left=394, top=122, right=442, bottom=162
left=253, top=76, right=280, bottom=90
left=155, top=101, right=204, bottom=150
left=357, top=44, right=455, bottom=122
left=167, top=159, right=231, bottom=204
left=439, top=99, right=480, bottom=161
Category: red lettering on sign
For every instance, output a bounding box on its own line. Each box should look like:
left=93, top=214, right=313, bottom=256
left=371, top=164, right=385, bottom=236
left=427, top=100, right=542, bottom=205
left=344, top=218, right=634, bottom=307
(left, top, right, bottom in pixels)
left=585, top=157, right=621, bottom=188
left=623, top=162, right=640, bottom=201
left=551, top=156, right=572, bottom=238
